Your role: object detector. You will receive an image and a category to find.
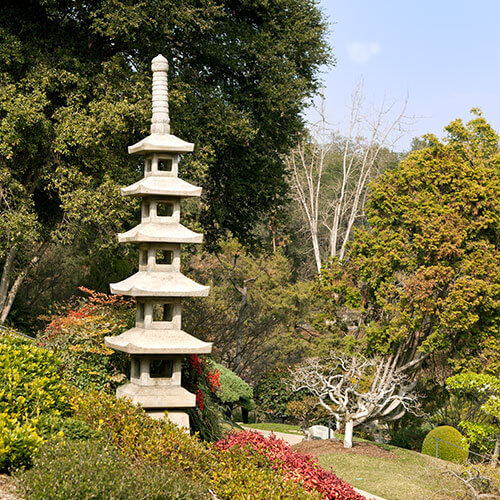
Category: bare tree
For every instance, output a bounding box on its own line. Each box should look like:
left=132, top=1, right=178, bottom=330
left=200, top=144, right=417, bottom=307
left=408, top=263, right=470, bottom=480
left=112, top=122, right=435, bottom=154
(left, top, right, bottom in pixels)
left=444, top=465, right=500, bottom=500
left=286, top=85, right=411, bottom=272
left=290, top=353, right=419, bottom=448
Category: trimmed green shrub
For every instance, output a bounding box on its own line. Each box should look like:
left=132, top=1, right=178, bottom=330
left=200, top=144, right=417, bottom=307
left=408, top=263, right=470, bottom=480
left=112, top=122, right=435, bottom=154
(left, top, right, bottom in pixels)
left=421, top=425, right=469, bottom=463
left=0, top=414, right=43, bottom=471
left=18, top=439, right=207, bottom=499
left=0, top=330, right=70, bottom=419
left=211, top=361, right=255, bottom=411
left=71, top=390, right=211, bottom=473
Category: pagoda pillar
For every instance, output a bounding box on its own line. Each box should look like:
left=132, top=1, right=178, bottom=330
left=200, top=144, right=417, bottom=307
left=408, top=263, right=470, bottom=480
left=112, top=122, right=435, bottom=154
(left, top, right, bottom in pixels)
left=105, top=54, right=211, bottom=430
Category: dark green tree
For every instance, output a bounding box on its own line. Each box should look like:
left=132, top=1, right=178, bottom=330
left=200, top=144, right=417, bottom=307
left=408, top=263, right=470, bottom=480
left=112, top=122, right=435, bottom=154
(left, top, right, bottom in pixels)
left=0, top=0, right=331, bottom=324
left=184, top=238, right=315, bottom=379
left=316, top=109, right=500, bottom=383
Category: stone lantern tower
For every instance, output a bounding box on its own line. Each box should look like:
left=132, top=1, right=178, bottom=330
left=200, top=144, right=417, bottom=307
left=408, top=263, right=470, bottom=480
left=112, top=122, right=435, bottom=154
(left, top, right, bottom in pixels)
left=105, top=54, right=211, bottom=429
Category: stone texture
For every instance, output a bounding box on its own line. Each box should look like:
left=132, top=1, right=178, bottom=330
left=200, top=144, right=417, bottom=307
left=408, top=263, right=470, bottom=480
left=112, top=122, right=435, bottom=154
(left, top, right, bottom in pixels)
left=105, top=54, right=211, bottom=431
left=128, top=134, right=194, bottom=154
left=110, top=270, right=210, bottom=297
left=306, top=425, right=334, bottom=440
left=121, top=176, right=202, bottom=198
left=105, top=328, right=212, bottom=354
left=118, top=222, right=203, bottom=244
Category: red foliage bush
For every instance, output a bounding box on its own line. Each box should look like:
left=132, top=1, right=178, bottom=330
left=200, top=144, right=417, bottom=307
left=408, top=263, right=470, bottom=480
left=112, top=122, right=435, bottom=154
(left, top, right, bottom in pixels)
left=215, top=431, right=364, bottom=500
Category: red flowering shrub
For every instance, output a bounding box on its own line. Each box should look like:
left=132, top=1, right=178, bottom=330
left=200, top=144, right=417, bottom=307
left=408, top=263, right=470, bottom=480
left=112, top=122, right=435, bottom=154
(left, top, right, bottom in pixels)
left=38, top=288, right=134, bottom=392
left=183, top=355, right=224, bottom=441
left=207, top=369, right=221, bottom=392
left=195, top=389, right=204, bottom=411
left=188, top=354, right=203, bottom=375
left=216, top=431, right=364, bottom=500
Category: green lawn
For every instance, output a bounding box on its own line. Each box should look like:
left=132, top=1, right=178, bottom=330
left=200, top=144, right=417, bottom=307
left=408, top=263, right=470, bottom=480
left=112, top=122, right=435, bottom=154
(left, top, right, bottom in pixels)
left=319, top=444, right=466, bottom=500
left=240, top=424, right=466, bottom=499
left=240, top=422, right=304, bottom=434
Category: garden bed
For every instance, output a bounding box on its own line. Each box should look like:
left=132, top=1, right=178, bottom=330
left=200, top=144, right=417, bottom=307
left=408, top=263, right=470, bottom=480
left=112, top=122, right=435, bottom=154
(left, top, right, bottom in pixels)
left=292, top=440, right=397, bottom=460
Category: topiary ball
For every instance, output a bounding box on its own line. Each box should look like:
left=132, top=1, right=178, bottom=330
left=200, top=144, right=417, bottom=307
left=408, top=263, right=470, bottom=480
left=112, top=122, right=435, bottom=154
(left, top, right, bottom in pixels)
left=421, top=426, right=468, bottom=463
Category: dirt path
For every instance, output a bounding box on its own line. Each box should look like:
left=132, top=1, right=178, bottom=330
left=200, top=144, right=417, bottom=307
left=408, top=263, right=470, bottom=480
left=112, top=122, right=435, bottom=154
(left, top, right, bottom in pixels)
left=0, top=475, right=22, bottom=500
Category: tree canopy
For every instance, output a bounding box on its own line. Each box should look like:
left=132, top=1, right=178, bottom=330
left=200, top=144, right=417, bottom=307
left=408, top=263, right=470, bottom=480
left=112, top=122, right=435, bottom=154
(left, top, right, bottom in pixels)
left=317, top=110, right=500, bottom=377
left=0, top=0, right=331, bottom=323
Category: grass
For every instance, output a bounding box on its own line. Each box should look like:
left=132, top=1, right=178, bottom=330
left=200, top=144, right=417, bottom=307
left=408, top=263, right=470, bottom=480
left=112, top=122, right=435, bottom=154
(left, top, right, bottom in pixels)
left=240, top=422, right=304, bottom=435
left=318, top=442, right=467, bottom=500
left=238, top=423, right=467, bottom=499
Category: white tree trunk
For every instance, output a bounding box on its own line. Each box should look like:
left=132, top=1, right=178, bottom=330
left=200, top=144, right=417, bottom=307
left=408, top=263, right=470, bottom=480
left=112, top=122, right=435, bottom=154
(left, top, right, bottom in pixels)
left=0, top=247, right=17, bottom=313
left=0, top=245, right=45, bottom=324
left=344, top=420, right=354, bottom=448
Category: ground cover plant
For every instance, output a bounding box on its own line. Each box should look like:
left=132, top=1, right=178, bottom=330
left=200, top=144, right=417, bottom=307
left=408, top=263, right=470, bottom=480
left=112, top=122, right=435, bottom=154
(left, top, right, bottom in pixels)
left=19, top=438, right=206, bottom=500
left=71, top=390, right=322, bottom=499
left=216, top=429, right=365, bottom=500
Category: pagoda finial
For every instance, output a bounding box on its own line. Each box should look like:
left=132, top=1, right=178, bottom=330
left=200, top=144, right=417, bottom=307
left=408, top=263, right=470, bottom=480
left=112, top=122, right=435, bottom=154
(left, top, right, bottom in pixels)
left=151, top=54, right=170, bottom=135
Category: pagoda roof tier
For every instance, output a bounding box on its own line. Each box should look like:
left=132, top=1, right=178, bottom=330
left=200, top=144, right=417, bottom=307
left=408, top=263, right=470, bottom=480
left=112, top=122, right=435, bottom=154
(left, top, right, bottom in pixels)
left=121, top=176, right=201, bottom=198
left=105, top=328, right=212, bottom=354
left=117, top=383, right=195, bottom=408
left=128, top=133, right=194, bottom=155
left=110, top=271, right=209, bottom=297
left=118, top=222, right=203, bottom=244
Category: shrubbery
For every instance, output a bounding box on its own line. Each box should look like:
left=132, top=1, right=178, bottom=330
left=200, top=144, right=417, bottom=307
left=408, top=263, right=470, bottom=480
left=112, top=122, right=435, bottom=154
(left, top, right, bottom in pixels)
left=19, top=439, right=207, bottom=500
left=0, top=330, right=71, bottom=470
left=211, top=360, right=255, bottom=413
left=71, top=390, right=209, bottom=473
left=389, top=423, right=429, bottom=451
left=0, top=331, right=70, bottom=419
left=209, top=445, right=320, bottom=499
left=2, top=300, right=364, bottom=498
left=254, top=366, right=304, bottom=421
left=183, top=354, right=224, bottom=441
left=71, top=391, right=320, bottom=499
left=0, top=414, right=43, bottom=471
left=287, top=396, right=330, bottom=431
left=38, top=288, right=133, bottom=392
left=216, top=430, right=365, bottom=500
left=35, top=414, right=101, bottom=441
left=421, top=426, right=469, bottom=463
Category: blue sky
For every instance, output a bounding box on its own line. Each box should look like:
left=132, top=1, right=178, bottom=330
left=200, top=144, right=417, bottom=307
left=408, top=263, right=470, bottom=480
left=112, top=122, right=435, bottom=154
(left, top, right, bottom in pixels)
left=306, top=1, right=500, bottom=150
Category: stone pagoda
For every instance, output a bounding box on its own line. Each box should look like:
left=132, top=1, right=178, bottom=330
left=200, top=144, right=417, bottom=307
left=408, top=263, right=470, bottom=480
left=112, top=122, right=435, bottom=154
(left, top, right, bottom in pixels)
left=105, top=54, right=212, bottom=429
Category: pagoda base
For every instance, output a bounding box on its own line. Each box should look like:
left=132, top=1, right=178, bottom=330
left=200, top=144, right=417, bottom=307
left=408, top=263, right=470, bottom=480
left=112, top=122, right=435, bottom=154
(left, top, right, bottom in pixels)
left=147, top=409, right=190, bottom=429
left=117, top=383, right=195, bottom=409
